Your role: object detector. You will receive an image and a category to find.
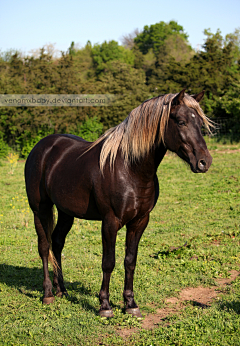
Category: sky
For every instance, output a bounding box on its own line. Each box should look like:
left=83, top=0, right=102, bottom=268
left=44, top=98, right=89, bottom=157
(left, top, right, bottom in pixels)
left=0, top=0, right=240, bottom=55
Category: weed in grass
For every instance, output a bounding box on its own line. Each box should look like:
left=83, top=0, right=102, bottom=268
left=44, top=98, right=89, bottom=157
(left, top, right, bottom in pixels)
left=98, top=308, right=142, bottom=328
left=6, top=152, right=19, bottom=175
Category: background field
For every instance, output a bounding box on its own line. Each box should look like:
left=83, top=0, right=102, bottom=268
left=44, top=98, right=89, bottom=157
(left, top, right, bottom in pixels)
left=0, top=140, right=240, bottom=345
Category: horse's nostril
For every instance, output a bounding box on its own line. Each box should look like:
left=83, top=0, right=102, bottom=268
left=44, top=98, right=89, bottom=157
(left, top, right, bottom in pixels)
left=198, top=159, right=207, bottom=171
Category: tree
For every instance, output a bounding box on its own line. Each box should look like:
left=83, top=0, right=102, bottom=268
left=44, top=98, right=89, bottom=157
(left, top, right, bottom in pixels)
left=121, top=28, right=141, bottom=49
left=91, top=40, right=135, bottom=76
left=133, top=21, right=193, bottom=87
left=213, top=79, right=240, bottom=140
left=134, top=20, right=189, bottom=56
left=147, top=29, right=240, bottom=117
left=96, top=61, right=150, bottom=128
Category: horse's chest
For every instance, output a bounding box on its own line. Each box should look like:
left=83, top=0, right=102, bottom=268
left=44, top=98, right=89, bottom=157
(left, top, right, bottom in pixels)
left=109, top=184, right=156, bottom=224
left=134, top=188, right=156, bottom=214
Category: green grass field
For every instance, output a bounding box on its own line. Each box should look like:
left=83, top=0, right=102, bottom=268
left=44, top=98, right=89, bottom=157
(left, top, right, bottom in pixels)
left=0, top=142, right=240, bottom=345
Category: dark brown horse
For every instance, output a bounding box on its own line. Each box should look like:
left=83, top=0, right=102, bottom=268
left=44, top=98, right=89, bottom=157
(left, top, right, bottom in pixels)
left=25, top=90, right=212, bottom=317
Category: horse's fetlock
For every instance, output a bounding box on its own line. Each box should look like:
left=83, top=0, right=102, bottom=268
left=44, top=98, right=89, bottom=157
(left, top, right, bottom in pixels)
left=123, top=289, right=134, bottom=299
left=99, top=290, right=109, bottom=301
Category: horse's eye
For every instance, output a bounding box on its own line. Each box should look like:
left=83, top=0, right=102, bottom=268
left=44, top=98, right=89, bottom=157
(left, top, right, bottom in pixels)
left=178, top=120, right=186, bottom=126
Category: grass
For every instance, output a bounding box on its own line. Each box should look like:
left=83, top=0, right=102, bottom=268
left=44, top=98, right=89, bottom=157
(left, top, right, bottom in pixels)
left=204, top=135, right=240, bottom=151
left=0, top=144, right=240, bottom=345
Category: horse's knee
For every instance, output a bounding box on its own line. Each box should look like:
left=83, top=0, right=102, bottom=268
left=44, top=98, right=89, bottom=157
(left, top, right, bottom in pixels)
left=102, top=259, right=115, bottom=273
left=124, top=254, right=136, bottom=271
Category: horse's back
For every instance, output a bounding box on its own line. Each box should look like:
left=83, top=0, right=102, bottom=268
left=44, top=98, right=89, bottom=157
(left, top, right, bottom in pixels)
left=25, top=134, right=92, bottom=207
left=26, top=133, right=90, bottom=164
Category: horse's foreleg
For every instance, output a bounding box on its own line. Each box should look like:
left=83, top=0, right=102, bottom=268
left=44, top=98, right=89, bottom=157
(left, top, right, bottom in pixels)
left=99, top=215, right=119, bottom=317
left=34, top=213, right=54, bottom=304
left=123, top=214, right=149, bottom=317
left=52, top=210, right=74, bottom=297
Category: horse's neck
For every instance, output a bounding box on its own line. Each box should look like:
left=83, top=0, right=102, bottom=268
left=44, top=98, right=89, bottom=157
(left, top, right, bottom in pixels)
left=129, top=141, right=167, bottom=180
left=154, top=141, right=167, bottom=170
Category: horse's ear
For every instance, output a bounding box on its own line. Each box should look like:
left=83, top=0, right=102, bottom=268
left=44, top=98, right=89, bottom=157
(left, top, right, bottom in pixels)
left=191, top=90, right=205, bottom=103
left=172, top=89, right=185, bottom=106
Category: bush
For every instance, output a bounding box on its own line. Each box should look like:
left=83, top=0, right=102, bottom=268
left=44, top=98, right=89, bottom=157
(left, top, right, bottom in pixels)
left=19, top=117, right=103, bottom=159
left=0, top=136, right=10, bottom=158
left=72, top=116, right=103, bottom=142
left=19, top=127, right=54, bottom=159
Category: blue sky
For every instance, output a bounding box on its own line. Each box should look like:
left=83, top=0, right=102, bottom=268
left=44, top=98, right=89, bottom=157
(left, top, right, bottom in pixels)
left=1, top=0, right=239, bottom=55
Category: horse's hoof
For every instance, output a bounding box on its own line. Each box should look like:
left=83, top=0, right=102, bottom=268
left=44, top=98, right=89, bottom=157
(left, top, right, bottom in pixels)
left=99, top=309, right=114, bottom=318
left=43, top=296, right=55, bottom=304
left=125, top=307, right=142, bottom=317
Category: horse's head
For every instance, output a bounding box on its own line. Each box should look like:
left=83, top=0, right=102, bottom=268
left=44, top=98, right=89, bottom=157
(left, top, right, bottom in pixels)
left=164, top=90, right=212, bottom=173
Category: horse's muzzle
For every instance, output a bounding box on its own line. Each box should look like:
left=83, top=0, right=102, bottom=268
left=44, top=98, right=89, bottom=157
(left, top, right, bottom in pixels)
left=196, top=154, right=212, bottom=173
left=198, top=159, right=207, bottom=172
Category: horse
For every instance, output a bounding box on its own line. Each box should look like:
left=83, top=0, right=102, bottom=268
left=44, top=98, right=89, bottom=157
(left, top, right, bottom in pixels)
left=25, top=89, right=212, bottom=317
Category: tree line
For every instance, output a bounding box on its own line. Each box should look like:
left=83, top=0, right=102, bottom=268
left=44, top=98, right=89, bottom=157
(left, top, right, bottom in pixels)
left=0, top=20, right=240, bottom=157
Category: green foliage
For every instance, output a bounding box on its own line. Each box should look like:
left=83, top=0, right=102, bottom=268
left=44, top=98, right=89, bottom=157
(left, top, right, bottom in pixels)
left=0, top=135, right=10, bottom=158
left=0, top=48, right=21, bottom=62
left=0, top=48, right=101, bottom=153
left=134, top=20, right=189, bottom=55
left=146, top=28, right=240, bottom=140
left=18, top=117, right=103, bottom=158
left=96, top=61, right=150, bottom=128
left=19, top=127, right=54, bottom=159
left=68, top=41, right=77, bottom=56
left=99, top=308, right=142, bottom=328
left=92, top=40, right=135, bottom=75
left=214, top=80, right=240, bottom=140
left=73, top=116, right=103, bottom=142
left=149, top=28, right=237, bottom=96
left=0, top=22, right=240, bottom=149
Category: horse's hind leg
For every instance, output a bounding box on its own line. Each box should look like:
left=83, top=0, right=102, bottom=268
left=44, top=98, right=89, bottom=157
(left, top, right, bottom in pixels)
left=51, top=209, right=74, bottom=297
left=123, top=215, right=149, bottom=317
left=34, top=203, right=55, bottom=304
left=99, top=215, right=119, bottom=317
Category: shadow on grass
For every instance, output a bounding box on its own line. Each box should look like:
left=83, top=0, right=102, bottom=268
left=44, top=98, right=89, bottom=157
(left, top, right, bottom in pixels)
left=217, top=300, right=240, bottom=314
left=150, top=241, right=190, bottom=259
left=189, top=300, right=210, bottom=309
left=0, top=263, right=98, bottom=314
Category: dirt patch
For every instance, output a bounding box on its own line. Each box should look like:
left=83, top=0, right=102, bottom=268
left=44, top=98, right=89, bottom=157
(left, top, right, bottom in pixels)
left=117, top=270, right=239, bottom=338
left=216, top=270, right=239, bottom=285
left=179, top=286, right=216, bottom=306
left=167, top=270, right=239, bottom=313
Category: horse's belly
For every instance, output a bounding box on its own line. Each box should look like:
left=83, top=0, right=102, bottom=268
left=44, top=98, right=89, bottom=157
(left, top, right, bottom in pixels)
left=47, top=170, right=102, bottom=220
left=53, top=191, right=102, bottom=221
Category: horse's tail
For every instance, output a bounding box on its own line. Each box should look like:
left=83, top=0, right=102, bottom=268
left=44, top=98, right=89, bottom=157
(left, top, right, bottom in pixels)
left=46, top=206, right=59, bottom=274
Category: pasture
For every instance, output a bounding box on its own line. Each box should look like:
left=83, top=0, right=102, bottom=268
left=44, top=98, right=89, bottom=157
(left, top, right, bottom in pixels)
left=0, top=140, right=240, bottom=345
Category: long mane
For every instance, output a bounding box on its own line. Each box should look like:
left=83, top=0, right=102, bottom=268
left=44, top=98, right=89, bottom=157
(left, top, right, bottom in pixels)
left=87, top=93, right=212, bottom=172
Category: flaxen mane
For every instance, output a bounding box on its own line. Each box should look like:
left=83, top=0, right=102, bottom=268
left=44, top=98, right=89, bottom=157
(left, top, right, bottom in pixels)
left=87, top=93, right=212, bottom=172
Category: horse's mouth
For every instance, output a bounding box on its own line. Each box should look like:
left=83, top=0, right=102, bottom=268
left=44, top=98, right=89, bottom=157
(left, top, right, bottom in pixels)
left=177, top=148, right=212, bottom=173
left=189, top=162, right=208, bottom=173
